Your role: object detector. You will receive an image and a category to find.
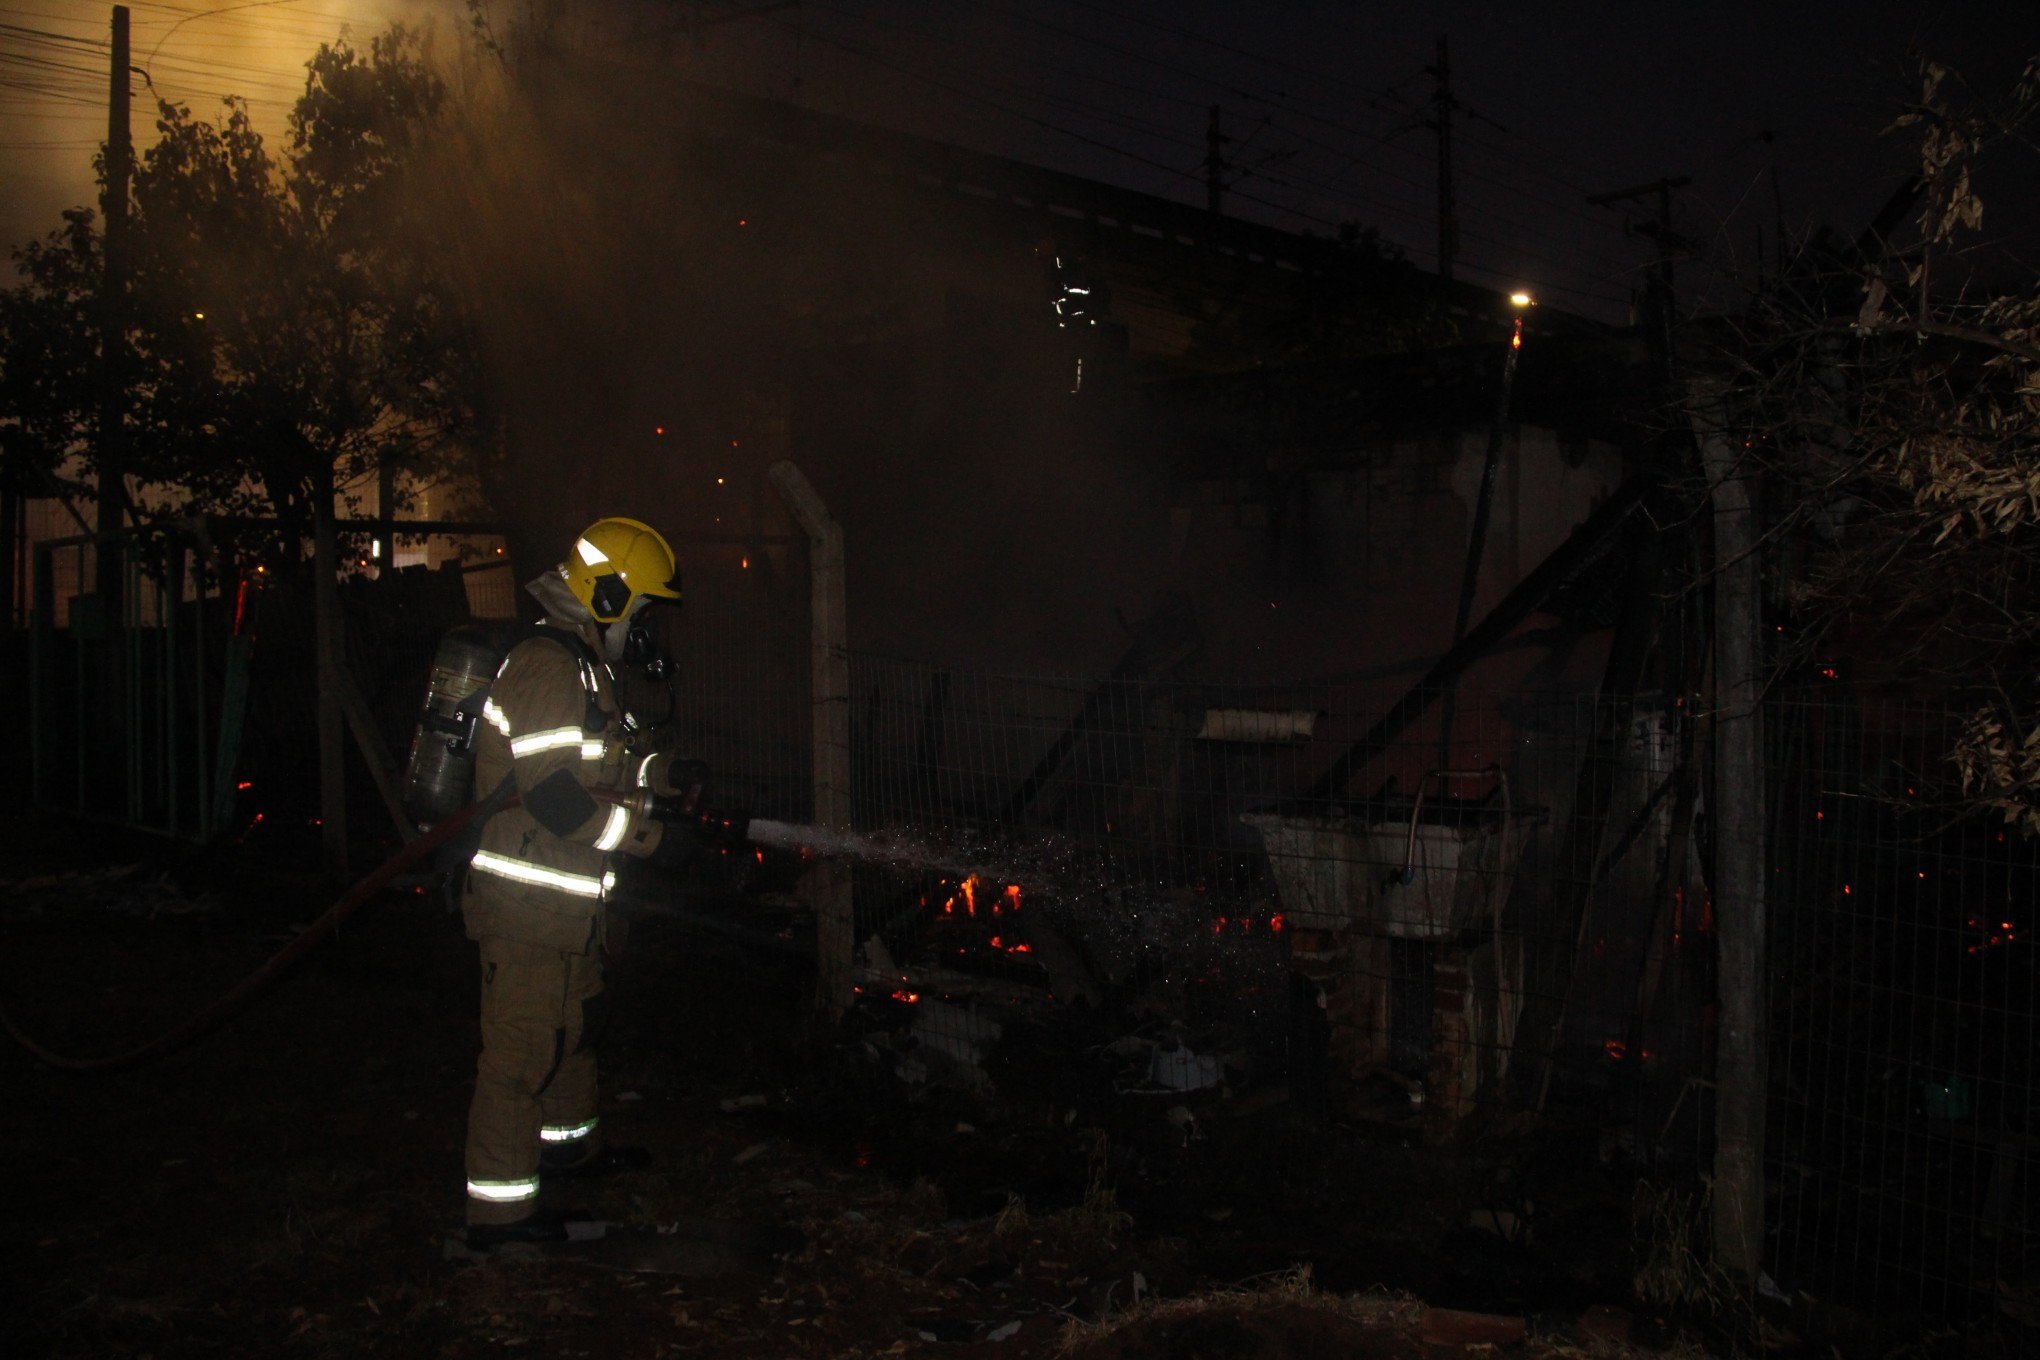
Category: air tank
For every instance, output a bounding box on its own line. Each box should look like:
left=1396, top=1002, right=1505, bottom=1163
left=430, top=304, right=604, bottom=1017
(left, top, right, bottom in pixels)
left=402, top=625, right=504, bottom=826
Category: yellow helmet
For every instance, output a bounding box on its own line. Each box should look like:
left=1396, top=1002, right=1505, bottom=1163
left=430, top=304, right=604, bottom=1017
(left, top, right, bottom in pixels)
left=560, top=516, right=683, bottom=623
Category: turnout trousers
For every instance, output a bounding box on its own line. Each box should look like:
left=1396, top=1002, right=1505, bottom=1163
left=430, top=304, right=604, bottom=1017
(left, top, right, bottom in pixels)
left=465, top=936, right=609, bottom=1225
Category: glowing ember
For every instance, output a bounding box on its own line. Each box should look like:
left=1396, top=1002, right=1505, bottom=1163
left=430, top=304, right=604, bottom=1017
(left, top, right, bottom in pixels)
left=890, top=988, right=920, bottom=1004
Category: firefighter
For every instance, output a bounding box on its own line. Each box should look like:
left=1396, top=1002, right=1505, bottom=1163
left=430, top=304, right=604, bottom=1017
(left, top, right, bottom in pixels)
left=460, top=515, right=700, bottom=1252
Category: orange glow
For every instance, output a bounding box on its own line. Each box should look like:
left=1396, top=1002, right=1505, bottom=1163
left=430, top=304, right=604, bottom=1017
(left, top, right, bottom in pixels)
left=1010, top=942, right=1032, bottom=954
left=1269, top=913, right=1285, bottom=933
left=741, top=557, right=750, bottom=570
left=960, top=875, right=980, bottom=915
left=890, top=989, right=920, bottom=1004
left=654, top=425, right=666, bottom=435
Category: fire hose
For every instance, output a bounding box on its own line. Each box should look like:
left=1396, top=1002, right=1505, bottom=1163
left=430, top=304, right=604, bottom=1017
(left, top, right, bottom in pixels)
left=0, top=795, right=513, bottom=1072
left=2, top=784, right=752, bottom=1072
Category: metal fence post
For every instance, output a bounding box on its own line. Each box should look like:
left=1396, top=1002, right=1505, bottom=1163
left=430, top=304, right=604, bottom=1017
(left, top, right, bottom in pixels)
left=768, top=460, right=854, bottom=1020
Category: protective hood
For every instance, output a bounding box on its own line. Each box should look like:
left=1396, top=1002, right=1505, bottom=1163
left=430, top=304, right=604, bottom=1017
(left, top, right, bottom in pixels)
left=525, top=569, right=595, bottom=628
left=526, top=568, right=637, bottom=661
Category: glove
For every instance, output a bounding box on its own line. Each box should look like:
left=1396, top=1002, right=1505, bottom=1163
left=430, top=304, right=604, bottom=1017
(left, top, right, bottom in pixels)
left=636, top=751, right=710, bottom=802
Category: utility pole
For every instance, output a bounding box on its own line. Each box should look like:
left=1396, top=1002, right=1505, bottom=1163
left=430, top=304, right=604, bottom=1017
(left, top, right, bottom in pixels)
left=1424, top=36, right=1457, bottom=281
left=1203, top=104, right=1229, bottom=214
left=90, top=4, right=133, bottom=818
left=1587, top=176, right=1692, bottom=377
left=96, top=4, right=132, bottom=605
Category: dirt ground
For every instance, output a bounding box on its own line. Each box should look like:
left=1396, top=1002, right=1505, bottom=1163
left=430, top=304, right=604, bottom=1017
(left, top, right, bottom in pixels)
left=0, top=813, right=2006, bottom=1359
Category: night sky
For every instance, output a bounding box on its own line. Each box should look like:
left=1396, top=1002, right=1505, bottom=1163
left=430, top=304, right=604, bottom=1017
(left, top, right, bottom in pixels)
left=2, top=1, right=2037, bottom=320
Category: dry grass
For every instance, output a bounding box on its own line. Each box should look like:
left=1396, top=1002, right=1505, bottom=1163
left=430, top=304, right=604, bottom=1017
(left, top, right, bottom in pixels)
left=1630, top=1181, right=1760, bottom=1350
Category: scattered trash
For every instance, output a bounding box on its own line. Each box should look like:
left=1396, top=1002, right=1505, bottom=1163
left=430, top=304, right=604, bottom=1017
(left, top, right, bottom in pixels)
left=0, top=865, right=221, bottom=922
left=985, top=1319, right=1022, bottom=1342
left=1146, top=1043, right=1223, bottom=1092
left=912, top=1000, right=1003, bottom=1068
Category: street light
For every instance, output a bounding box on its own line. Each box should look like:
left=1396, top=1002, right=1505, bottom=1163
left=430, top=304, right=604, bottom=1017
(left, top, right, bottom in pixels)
left=1437, top=286, right=1535, bottom=766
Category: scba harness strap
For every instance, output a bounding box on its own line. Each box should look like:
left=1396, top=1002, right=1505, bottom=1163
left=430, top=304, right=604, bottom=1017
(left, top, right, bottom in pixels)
left=443, top=626, right=609, bottom=755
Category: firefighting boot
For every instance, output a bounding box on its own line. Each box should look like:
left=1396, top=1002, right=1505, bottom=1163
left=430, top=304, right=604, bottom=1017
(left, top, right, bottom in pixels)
left=540, top=1143, right=653, bottom=1181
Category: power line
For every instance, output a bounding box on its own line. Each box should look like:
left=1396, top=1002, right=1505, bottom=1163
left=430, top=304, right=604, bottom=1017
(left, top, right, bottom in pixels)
left=1022, top=1, right=1626, bottom=224
left=757, top=17, right=1359, bottom=235
left=754, top=15, right=1632, bottom=307
left=791, top=5, right=1630, bottom=282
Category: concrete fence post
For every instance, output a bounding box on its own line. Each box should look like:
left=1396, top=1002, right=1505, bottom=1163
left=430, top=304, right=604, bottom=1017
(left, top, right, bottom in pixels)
left=768, top=460, right=854, bottom=1020
left=1690, top=386, right=1768, bottom=1281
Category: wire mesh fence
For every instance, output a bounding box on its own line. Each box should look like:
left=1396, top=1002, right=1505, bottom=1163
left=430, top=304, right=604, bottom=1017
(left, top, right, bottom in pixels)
left=1766, top=694, right=2040, bottom=1321
left=834, top=660, right=1697, bottom=1142
left=817, top=655, right=2037, bottom=1323
left=10, top=511, right=2035, bottom=1322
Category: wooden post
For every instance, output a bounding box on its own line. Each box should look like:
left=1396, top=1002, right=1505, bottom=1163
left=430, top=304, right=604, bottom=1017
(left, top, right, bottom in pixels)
left=1691, top=386, right=1767, bottom=1281
left=768, top=460, right=853, bottom=1020
left=335, top=666, right=418, bottom=843
left=313, top=509, right=349, bottom=877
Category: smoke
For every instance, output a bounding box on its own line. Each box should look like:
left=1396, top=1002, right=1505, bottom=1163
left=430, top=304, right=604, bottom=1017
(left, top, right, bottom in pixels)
left=390, top=5, right=1177, bottom=673
left=3, top=1, right=445, bottom=268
